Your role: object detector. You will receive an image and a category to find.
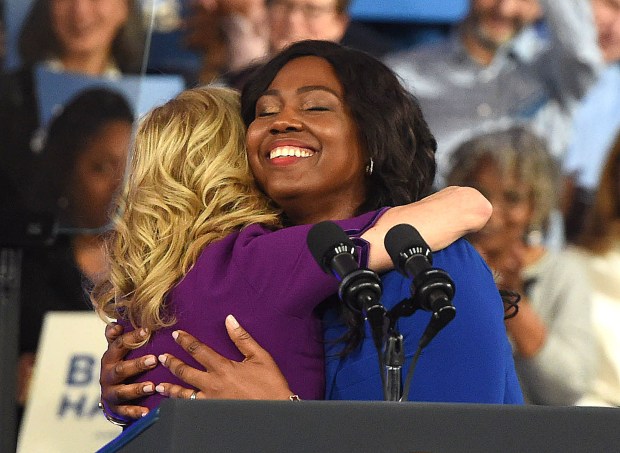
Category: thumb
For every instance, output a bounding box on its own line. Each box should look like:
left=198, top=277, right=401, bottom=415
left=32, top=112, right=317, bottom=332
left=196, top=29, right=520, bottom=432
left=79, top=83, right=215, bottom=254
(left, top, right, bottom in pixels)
left=225, top=315, right=266, bottom=362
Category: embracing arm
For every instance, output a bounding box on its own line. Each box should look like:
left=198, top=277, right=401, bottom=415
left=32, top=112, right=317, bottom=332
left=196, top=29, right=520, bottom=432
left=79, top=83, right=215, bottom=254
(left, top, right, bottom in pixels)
left=363, top=186, right=492, bottom=272
left=98, top=185, right=490, bottom=414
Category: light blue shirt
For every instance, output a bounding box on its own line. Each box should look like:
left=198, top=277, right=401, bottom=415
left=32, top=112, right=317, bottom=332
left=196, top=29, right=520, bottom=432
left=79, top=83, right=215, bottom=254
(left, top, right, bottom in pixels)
left=563, top=64, right=620, bottom=190
left=384, top=0, right=603, bottom=186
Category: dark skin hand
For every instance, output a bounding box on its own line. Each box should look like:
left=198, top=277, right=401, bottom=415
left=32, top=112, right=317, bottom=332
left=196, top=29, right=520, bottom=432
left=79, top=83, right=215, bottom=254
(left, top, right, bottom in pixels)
left=100, top=315, right=292, bottom=420
left=155, top=315, right=293, bottom=400
left=100, top=324, right=157, bottom=420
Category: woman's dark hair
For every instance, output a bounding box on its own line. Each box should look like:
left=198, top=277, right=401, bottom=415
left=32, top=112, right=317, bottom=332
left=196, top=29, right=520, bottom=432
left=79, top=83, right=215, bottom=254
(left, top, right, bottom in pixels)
left=18, top=0, right=145, bottom=73
left=578, top=131, right=620, bottom=254
left=241, top=40, right=437, bottom=214
left=35, top=87, right=134, bottom=218
left=241, top=40, right=438, bottom=353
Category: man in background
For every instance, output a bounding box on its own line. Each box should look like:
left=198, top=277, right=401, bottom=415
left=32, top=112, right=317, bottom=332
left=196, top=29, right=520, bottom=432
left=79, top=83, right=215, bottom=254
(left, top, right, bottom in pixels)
left=385, top=0, right=604, bottom=186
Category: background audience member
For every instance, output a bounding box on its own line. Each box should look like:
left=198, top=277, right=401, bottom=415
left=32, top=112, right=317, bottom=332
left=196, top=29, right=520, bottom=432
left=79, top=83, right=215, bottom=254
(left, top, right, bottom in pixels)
left=561, top=0, right=620, bottom=242
left=447, top=127, right=596, bottom=406
left=0, top=0, right=145, bottom=211
left=573, top=132, right=620, bottom=407
left=216, top=0, right=393, bottom=89
left=385, top=0, right=604, bottom=186
left=174, top=0, right=269, bottom=85
left=17, top=87, right=134, bottom=424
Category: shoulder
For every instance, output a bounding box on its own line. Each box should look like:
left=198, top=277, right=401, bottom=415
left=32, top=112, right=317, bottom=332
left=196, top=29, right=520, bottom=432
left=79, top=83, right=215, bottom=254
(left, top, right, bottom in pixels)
left=0, top=67, right=36, bottom=116
left=384, top=38, right=454, bottom=73
left=0, top=67, right=33, bottom=95
left=433, top=238, right=493, bottom=274
left=530, top=248, right=589, bottom=280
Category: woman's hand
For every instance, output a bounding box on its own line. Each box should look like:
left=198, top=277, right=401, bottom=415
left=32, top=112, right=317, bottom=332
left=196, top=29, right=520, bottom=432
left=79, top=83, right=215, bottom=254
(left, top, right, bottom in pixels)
left=155, top=315, right=294, bottom=400
left=99, top=323, right=158, bottom=420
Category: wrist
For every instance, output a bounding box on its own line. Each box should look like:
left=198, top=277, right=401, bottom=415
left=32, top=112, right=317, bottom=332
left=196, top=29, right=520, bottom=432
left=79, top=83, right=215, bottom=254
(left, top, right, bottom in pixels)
left=98, top=399, right=129, bottom=427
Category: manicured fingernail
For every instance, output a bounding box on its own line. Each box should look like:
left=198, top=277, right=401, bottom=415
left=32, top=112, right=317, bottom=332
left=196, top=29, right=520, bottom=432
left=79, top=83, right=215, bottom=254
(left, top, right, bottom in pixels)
left=139, top=328, right=147, bottom=337
left=141, top=411, right=148, bottom=417
left=155, top=385, right=165, bottom=393
left=172, top=331, right=179, bottom=340
left=158, top=354, right=167, bottom=365
left=226, top=314, right=239, bottom=329
left=143, top=384, right=153, bottom=393
left=144, top=356, right=156, bottom=366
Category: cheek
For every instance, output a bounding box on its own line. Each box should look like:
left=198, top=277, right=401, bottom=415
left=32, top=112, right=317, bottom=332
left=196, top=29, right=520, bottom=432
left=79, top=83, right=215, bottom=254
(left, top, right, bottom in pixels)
left=100, top=0, right=128, bottom=32
left=507, top=205, right=532, bottom=228
left=245, top=127, right=261, bottom=163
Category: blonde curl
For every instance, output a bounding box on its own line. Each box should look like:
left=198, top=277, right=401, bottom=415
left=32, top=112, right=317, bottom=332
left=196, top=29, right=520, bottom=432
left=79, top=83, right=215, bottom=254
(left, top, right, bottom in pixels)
left=93, top=87, right=280, bottom=347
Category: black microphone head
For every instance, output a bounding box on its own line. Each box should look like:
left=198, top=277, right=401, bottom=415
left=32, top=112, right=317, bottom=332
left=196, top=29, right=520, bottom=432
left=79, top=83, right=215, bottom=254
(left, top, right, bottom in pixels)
left=307, top=221, right=356, bottom=274
left=384, top=223, right=432, bottom=271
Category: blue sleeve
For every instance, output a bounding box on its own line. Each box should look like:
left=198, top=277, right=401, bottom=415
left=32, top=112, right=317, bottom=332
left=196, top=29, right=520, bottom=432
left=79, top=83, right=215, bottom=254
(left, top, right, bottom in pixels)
left=324, top=239, right=524, bottom=404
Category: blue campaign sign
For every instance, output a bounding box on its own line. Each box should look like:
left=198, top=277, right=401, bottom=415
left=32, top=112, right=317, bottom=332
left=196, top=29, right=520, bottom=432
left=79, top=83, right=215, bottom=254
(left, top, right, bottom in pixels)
left=34, top=65, right=186, bottom=127
left=349, top=0, right=469, bottom=22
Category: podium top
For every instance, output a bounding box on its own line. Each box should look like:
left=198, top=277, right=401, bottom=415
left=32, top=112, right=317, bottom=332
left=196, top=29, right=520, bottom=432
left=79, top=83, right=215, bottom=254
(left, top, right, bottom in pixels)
left=101, top=399, right=620, bottom=453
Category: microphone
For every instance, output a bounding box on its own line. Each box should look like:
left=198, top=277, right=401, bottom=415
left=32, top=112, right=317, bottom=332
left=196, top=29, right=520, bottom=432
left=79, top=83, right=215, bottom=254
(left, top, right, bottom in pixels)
left=307, top=221, right=386, bottom=350
left=384, top=224, right=456, bottom=348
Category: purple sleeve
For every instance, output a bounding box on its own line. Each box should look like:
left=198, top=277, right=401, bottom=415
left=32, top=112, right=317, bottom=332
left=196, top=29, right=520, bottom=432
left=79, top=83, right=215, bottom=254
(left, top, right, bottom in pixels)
left=223, top=208, right=388, bottom=318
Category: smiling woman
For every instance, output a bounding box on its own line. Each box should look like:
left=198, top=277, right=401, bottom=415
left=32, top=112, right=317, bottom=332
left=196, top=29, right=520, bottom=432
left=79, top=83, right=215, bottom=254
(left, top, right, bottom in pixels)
left=246, top=56, right=366, bottom=225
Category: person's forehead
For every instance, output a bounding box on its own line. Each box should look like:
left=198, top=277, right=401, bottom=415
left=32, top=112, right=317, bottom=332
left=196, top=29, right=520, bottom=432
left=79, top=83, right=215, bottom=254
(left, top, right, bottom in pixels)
left=271, top=56, right=341, bottom=88
left=471, top=0, right=539, bottom=9
left=272, top=0, right=339, bottom=7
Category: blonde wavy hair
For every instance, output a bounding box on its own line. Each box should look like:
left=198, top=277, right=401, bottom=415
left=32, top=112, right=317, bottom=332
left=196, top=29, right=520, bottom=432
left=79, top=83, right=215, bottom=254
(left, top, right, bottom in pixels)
left=93, top=87, right=280, bottom=346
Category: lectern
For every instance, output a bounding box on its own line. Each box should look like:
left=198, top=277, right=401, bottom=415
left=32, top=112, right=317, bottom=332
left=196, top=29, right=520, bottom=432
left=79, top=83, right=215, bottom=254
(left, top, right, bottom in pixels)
left=99, top=400, right=620, bottom=453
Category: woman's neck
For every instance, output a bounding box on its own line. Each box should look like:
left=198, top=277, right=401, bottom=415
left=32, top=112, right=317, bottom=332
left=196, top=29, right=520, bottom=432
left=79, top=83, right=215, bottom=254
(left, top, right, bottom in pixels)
left=59, top=51, right=114, bottom=76
left=283, top=201, right=361, bottom=226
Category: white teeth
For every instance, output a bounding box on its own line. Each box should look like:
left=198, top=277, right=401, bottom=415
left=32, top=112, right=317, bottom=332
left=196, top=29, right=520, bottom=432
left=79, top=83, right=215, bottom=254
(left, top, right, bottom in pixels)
left=269, top=146, right=315, bottom=159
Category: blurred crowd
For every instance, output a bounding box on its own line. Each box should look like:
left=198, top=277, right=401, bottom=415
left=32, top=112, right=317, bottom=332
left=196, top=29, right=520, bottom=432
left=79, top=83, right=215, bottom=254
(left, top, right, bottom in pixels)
left=1, top=0, right=620, bottom=427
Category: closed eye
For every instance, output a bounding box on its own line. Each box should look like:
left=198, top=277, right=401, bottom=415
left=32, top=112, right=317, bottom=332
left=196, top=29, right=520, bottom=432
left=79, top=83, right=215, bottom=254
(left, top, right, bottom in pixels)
left=256, top=110, right=279, bottom=117
left=305, top=106, right=330, bottom=112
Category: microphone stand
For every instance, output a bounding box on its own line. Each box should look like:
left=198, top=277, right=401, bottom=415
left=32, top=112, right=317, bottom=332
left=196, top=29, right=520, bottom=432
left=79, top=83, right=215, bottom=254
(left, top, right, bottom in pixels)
left=383, top=332, right=404, bottom=401
left=382, top=297, right=418, bottom=402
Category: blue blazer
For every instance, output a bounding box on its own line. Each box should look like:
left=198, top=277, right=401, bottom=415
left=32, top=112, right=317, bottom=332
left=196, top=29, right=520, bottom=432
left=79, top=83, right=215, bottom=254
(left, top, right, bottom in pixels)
left=323, top=238, right=524, bottom=404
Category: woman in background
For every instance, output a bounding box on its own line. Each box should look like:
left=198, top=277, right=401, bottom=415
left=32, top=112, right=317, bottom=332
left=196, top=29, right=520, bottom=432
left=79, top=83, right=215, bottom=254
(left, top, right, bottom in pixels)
left=574, top=132, right=620, bottom=407
left=17, top=88, right=134, bottom=421
left=446, top=126, right=596, bottom=405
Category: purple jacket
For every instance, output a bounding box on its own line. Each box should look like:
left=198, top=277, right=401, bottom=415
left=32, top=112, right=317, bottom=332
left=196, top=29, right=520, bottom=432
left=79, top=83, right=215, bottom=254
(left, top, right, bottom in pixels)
left=121, top=209, right=385, bottom=410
